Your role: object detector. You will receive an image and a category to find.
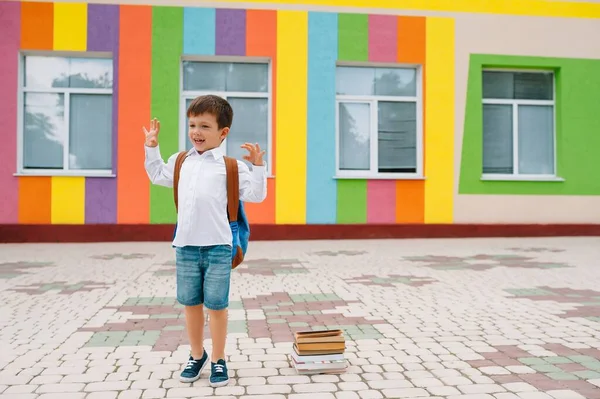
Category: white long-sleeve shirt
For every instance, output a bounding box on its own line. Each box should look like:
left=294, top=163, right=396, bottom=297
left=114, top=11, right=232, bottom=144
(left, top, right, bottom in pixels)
left=144, top=145, right=267, bottom=248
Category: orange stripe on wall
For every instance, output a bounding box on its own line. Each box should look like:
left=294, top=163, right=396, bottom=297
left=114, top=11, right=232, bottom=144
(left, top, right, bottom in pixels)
left=395, top=181, right=425, bottom=223
left=18, top=177, right=51, bottom=224
left=21, top=2, right=53, bottom=50
left=19, top=2, right=53, bottom=225
left=117, top=5, right=151, bottom=223
left=396, top=16, right=426, bottom=224
left=245, top=9, right=276, bottom=224
left=397, top=16, right=426, bottom=64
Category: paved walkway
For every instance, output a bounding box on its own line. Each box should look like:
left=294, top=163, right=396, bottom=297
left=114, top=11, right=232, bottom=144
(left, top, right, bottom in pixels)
left=1, top=237, right=600, bottom=399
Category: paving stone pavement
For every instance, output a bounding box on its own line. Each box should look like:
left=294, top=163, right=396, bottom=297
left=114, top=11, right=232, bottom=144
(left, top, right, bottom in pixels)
left=1, top=237, right=600, bottom=399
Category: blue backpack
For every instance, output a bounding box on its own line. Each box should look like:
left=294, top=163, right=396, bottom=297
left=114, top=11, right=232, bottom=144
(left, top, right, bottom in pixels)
left=173, top=152, right=249, bottom=269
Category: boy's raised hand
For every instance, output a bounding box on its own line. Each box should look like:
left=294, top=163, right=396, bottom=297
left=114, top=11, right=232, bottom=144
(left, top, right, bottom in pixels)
left=241, top=143, right=266, bottom=166
left=143, top=118, right=160, bottom=147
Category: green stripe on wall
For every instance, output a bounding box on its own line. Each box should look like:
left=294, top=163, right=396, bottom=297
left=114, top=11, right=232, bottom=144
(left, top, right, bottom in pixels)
left=459, top=54, right=600, bottom=195
left=338, top=13, right=368, bottom=61
left=337, top=180, right=368, bottom=224
left=336, top=13, right=368, bottom=223
left=150, top=7, right=184, bottom=223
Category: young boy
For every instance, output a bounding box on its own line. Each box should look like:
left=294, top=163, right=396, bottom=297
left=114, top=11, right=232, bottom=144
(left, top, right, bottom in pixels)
left=143, top=95, right=267, bottom=387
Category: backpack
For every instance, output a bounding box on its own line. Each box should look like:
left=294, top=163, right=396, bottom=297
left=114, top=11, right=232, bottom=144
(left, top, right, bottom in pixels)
left=172, top=151, right=250, bottom=269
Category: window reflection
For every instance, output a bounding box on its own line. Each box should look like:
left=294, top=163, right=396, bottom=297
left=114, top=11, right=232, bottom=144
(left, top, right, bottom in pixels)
left=25, top=56, right=113, bottom=89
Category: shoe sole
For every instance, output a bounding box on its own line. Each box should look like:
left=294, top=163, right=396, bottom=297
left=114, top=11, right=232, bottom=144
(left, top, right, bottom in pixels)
left=179, top=359, right=208, bottom=383
left=209, top=379, right=230, bottom=387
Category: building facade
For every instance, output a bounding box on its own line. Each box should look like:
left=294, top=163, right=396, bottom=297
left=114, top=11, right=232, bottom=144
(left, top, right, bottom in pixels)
left=1, top=0, right=599, bottom=241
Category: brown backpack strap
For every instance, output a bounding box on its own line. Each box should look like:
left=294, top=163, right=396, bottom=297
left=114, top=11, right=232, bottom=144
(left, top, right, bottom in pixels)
left=173, top=151, right=188, bottom=212
left=223, top=156, right=239, bottom=222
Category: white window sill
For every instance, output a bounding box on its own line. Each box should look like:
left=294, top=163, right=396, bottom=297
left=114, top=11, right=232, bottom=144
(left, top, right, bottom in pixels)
left=334, top=174, right=425, bottom=180
left=481, top=174, right=564, bottom=182
left=14, top=171, right=116, bottom=178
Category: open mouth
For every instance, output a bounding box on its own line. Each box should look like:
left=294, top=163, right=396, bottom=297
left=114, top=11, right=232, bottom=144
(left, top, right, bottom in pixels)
left=192, top=138, right=205, bottom=145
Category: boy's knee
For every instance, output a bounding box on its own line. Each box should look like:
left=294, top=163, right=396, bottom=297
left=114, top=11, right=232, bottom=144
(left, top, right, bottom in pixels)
left=184, top=303, right=204, bottom=311
left=206, top=306, right=228, bottom=314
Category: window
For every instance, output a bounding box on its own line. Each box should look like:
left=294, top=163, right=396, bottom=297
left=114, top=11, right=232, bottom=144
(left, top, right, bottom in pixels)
left=482, top=70, right=555, bottom=177
left=335, top=65, right=422, bottom=178
left=19, top=54, right=113, bottom=176
left=180, top=59, right=271, bottom=172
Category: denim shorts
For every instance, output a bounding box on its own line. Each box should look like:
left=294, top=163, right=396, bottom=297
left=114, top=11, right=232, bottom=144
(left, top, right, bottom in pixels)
left=175, top=245, right=232, bottom=310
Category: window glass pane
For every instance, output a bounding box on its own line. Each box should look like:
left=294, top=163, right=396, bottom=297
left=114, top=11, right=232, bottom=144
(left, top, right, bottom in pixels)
left=337, top=66, right=417, bottom=97
left=227, top=98, right=268, bottom=168
left=378, top=102, right=417, bottom=173
left=183, top=62, right=268, bottom=92
left=514, top=73, right=553, bottom=100
left=518, top=105, right=554, bottom=174
left=483, top=71, right=514, bottom=99
left=226, top=63, right=268, bottom=92
left=23, top=93, right=64, bottom=169
left=374, top=68, right=417, bottom=97
left=69, top=94, right=112, bottom=170
left=185, top=98, right=194, bottom=151
left=25, top=56, right=113, bottom=89
left=183, top=62, right=227, bottom=91
left=483, top=71, right=553, bottom=100
left=336, top=67, right=375, bottom=96
left=339, top=102, right=370, bottom=171
left=483, top=104, right=513, bottom=174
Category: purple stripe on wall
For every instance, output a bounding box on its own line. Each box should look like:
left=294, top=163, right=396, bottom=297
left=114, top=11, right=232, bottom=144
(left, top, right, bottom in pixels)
left=0, top=2, right=20, bottom=224
left=85, top=178, right=117, bottom=223
left=86, top=4, right=120, bottom=224
left=216, top=9, right=246, bottom=55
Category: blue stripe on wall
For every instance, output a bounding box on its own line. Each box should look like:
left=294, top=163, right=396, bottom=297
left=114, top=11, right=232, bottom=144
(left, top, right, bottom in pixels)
left=306, top=12, right=338, bottom=224
left=183, top=8, right=216, bottom=55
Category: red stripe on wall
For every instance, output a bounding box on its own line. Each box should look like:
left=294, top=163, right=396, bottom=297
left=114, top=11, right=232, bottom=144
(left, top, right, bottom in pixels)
left=117, top=5, right=152, bottom=224
left=0, top=2, right=20, bottom=223
left=396, top=16, right=426, bottom=224
left=245, top=9, right=276, bottom=224
left=367, top=15, right=398, bottom=224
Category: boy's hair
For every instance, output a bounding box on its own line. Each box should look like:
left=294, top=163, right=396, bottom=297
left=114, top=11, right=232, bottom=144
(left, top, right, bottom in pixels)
left=186, top=95, right=233, bottom=130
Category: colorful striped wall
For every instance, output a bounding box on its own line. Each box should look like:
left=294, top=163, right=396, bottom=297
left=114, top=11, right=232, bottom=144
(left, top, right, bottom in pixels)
left=0, top=2, right=454, bottom=226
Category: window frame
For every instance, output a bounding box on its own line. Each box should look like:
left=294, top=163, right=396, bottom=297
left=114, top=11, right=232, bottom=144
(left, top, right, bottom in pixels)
left=179, top=56, right=273, bottom=176
left=16, top=50, right=115, bottom=177
left=481, top=68, right=558, bottom=181
left=334, top=62, right=424, bottom=180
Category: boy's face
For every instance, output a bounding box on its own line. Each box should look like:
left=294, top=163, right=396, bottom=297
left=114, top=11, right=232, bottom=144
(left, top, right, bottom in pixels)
left=188, top=112, right=229, bottom=153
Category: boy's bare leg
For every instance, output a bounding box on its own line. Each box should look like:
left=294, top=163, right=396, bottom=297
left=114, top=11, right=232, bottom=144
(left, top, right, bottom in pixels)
left=208, top=309, right=228, bottom=361
left=184, top=304, right=205, bottom=359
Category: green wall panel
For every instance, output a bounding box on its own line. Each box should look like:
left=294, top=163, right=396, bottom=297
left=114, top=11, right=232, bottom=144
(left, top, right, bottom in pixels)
left=338, top=13, right=368, bottom=61
left=150, top=7, right=183, bottom=223
left=459, top=54, right=600, bottom=195
left=336, top=13, right=368, bottom=223
left=337, top=180, right=367, bottom=223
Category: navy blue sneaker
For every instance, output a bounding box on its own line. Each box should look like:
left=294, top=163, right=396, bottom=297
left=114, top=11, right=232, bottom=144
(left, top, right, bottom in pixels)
left=180, top=350, right=208, bottom=383
left=209, top=359, right=229, bottom=387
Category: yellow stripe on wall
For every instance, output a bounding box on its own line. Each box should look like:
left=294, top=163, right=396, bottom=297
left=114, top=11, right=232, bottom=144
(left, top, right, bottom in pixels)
left=211, top=0, right=600, bottom=19
left=54, top=3, right=87, bottom=51
left=51, top=3, right=87, bottom=224
left=275, top=10, right=308, bottom=224
left=51, top=177, right=85, bottom=224
left=424, top=17, right=454, bottom=224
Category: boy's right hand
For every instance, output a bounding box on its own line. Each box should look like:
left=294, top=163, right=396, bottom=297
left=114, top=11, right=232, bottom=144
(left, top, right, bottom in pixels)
left=143, top=118, right=160, bottom=147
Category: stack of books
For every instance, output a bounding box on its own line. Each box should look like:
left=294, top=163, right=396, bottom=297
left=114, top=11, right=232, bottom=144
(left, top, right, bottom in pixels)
left=291, top=329, right=347, bottom=374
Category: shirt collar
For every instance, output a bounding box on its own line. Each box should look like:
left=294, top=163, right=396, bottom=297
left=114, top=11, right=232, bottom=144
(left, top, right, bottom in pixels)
left=187, top=146, right=224, bottom=160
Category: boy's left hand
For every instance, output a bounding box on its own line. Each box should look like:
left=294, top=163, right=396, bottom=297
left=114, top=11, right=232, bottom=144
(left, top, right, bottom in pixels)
left=241, top=143, right=266, bottom=166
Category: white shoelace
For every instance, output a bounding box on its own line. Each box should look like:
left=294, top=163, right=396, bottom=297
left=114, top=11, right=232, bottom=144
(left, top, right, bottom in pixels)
left=213, top=364, right=225, bottom=374
left=185, top=359, right=197, bottom=370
